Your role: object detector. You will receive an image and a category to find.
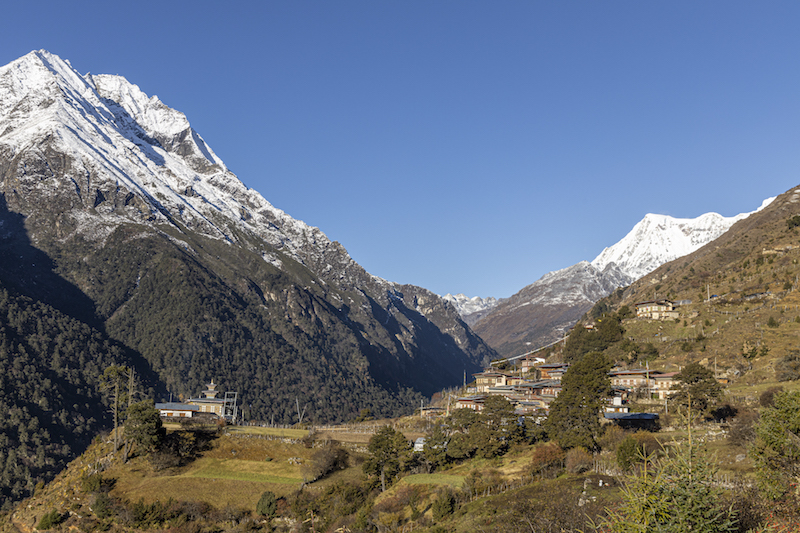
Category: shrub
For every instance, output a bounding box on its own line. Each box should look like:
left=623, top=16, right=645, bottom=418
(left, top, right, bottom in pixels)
left=37, top=510, right=65, bottom=530
left=598, top=425, right=627, bottom=453
left=776, top=351, right=800, bottom=382
left=565, top=447, right=593, bottom=474
left=530, top=442, right=565, bottom=478
left=81, top=473, right=116, bottom=494
left=256, top=491, right=277, bottom=519
left=759, top=386, right=783, bottom=407
left=431, top=491, right=455, bottom=522
left=302, top=440, right=348, bottom=481
left=616, top=436, right=641, bottom=471
left=92, top=492, right=115, bottom=519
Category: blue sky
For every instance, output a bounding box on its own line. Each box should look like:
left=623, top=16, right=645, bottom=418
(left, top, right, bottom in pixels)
left=2, top=2, right=799, bottom=298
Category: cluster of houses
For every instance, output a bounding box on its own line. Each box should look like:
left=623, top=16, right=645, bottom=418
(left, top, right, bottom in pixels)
left=450, top=298, right=697, bottom=426
left=453, top=357, right=680, bottom=421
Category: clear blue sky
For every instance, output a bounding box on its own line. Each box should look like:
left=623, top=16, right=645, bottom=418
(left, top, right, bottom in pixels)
left=2, top=2, right=799, bottom=298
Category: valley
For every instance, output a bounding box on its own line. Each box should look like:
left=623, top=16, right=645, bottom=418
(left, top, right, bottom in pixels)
left=1, top=47, right=800, bottom=532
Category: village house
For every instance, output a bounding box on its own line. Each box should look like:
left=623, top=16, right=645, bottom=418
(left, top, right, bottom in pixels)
left=454, top=395, right=486, bottom=411
left=536, top=363, right=569, bottom=381
left=154, top=402, right=199, bottom=418
left=635, top=299, right=679, bottom=320
left=609, top=369, right=653, bottom=390
left=472, top=371, right=513, bottom=393
left=609, top=369, right=680, bottom=400
left=519, top=353, right=546, bottom=374
left=651, top=371, right=680, bottom=400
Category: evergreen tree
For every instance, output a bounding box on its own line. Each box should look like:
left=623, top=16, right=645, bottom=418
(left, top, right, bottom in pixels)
left=423, top=424, right=448, bottom=471
left=597, top=442, right=737, bottom=532
left=670, top=362, right=722, bottom=416
left=750, top=390, right=800, bottom=500
left=473, top=395, right=522, bottom=458
left=256, top=490, right=278, bottom=518
left=124, top=401, right=163, bottom=458
left=362, top=426, right=412, bottom=491
left=545, top=351, right=611, bottom=450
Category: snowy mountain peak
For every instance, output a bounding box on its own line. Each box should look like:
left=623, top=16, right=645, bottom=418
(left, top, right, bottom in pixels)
left=443, top=293, right=499, bottom=316
left=590, top=200, right=773, bottom=282
left=0, top=50, right=381, bottom=291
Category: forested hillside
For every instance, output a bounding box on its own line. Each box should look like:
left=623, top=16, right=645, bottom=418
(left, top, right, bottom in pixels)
left=0, top=284, right=150, bottom=509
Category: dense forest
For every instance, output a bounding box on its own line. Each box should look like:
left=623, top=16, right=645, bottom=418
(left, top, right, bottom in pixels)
left=0, top=284, right=153, bottom=509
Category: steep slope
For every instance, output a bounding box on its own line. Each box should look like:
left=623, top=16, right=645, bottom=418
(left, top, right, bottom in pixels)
left=619, top=186, right=800, bottom=306
left=472, top=203, right=767, bottom=357
left=585, top=184, right=800, bottom=389
left=0, top=50, right=493, bottom=430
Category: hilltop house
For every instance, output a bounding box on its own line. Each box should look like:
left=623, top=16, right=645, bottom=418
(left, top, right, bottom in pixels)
left=519, top=354, right=547, bottom=374
left=609, top=368, right=680, bottom=400
left=473, top=371, right=513, bottom=393
left=635, top=299, right=679, bottom=320
left=652, top=372, right=680, bottom=400
left=155, top=380, right=239, bottom=421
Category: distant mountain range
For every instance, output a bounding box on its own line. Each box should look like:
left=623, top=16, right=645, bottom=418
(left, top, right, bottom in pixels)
left=460, top=200, right=772, bottom=357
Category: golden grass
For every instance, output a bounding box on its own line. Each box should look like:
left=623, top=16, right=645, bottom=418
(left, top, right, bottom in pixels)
left=225, top=426, right=308, bottom=439
left=112, top=474, right=298, bottom=509
left=107, top=433, right=316, bottom=508
left=401, top=474, right=465, bottom=488
left=187, top=458, right=302, bottom=484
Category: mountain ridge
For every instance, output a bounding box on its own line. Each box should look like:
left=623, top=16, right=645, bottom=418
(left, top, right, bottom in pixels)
left=0, top=49, right=493, bottom=425
left=467, top=199, right=770, bottom=356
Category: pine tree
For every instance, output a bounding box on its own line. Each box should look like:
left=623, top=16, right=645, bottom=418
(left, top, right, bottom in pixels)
left=597, top=442, right=737, bottom=532
left=545, top=351, right=611, bottom=450
left=362, top=426, right=412, bottom=491
left=750, top=390, right=800, bottom=500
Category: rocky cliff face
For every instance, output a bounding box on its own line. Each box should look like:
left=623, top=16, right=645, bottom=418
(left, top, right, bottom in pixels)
left=0, top=50, right=493, bottom=424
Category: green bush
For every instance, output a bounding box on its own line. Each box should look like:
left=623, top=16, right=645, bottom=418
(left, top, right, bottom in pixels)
left=37, top=509, right=65, bottom=530
left=256, top=491, right=277, bottom=519
left=616, top=436, right=641, bottom=471
left=431, top=491, right=455, bottom=522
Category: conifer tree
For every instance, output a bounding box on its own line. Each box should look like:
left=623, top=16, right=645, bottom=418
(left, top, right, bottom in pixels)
left=363, top=426, right=412, bottom=491
left=545, top=351, right=611, bottom=450
left=596, top=442, right=737, bottom=533
left=750, top=390, right=800, bottom=500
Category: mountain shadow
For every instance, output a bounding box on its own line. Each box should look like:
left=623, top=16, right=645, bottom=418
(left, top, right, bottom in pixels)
left=0, top=194, right=100, bottom=329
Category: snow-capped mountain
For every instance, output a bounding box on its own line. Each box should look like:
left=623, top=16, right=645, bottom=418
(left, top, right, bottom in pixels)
left=442, top=293, right=500, bottom=324
left=591, top=199, right=773, bottom=282
left=0, top=50, right=371, bottom=287
left=472, top=261, right=630, bottom=355
left=470, top=200, right=771, bottom=356
left=0, top=50, right=493, bottom=426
